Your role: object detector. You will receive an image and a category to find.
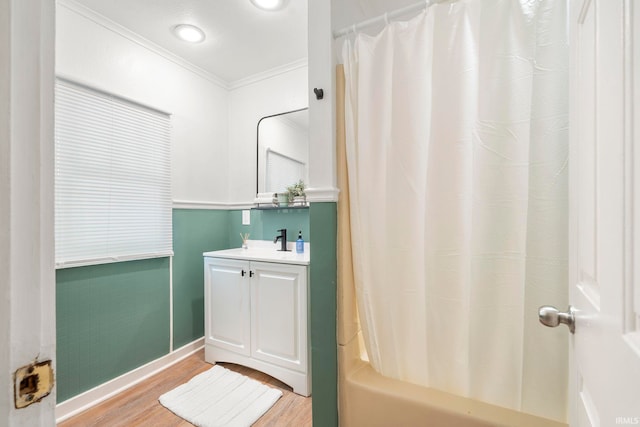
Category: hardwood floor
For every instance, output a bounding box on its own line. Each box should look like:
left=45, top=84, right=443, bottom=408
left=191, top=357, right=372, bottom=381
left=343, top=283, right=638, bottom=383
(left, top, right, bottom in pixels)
left=58, top=349, right=312, bottom=427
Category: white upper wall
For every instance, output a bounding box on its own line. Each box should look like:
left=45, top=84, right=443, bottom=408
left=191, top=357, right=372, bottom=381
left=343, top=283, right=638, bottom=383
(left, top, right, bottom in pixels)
left=56, top=3, right=230, bottom=204
left=227, top=66, right=309, bottom=204
left=307, top=0, right=337, bottom=202
left=55, top=1, right=338, bottom=206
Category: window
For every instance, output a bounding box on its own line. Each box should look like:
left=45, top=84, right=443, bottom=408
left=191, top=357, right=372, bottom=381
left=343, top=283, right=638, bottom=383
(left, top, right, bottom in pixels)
left=55, top=78, right=172, bottom=268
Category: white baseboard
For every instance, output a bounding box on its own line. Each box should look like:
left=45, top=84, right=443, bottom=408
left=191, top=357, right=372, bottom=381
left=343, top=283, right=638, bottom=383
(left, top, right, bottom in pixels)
left=55, top=338, right=205, bottom=423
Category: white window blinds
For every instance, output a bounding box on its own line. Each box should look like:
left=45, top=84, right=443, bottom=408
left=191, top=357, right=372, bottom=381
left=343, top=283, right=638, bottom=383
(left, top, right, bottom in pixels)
left=55, top=79, right=173, bottom=268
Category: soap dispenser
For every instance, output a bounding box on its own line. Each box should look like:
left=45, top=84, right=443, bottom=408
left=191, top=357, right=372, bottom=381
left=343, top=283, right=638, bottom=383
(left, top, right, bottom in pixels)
left=296, top=231, right=304, bottom=254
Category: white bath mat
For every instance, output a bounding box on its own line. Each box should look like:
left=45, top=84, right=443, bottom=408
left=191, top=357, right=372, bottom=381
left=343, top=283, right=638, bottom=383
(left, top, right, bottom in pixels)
left=159, top=364, right=282, bottom=427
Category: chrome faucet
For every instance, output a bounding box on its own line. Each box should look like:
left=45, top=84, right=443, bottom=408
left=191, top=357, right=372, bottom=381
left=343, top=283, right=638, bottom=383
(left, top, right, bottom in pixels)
left=274, top=228, right=289, bottom=252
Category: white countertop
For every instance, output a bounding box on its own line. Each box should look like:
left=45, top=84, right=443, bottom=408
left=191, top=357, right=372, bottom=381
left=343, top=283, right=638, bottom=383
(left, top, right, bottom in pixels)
left=203, top=240, right=310, bottom=265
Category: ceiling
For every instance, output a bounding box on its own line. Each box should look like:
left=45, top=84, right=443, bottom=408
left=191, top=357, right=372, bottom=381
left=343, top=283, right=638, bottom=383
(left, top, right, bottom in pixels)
left=71, top=0, right=308, bottom=84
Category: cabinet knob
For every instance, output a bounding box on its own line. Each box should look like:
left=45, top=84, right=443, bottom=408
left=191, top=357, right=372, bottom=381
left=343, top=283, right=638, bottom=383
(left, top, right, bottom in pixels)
left=241, top=270, right=246, bottom=277
left=250, top=271, right=254, bottom=277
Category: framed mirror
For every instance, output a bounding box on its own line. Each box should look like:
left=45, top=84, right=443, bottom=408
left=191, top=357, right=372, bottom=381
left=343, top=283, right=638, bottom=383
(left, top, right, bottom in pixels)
left=256, top=108, right=309, bottom=198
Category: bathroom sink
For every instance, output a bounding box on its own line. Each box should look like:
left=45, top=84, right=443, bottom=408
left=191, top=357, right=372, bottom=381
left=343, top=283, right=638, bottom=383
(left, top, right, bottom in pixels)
left=203, top=240, right=310, bottom=265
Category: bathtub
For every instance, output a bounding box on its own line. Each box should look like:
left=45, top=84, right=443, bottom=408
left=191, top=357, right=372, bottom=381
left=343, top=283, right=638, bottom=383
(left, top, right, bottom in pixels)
left=338, top=335, right=568, bottom=427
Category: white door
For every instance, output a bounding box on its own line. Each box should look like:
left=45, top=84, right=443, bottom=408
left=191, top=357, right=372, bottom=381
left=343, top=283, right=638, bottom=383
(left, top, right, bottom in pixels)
left=204, top=258, right=251, bottom=356
left=565, top=0, right=640, bottom=425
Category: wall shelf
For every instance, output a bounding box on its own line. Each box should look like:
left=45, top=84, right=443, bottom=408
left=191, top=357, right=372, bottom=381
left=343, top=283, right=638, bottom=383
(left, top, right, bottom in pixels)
left=252, top=205, right=309, bottom=211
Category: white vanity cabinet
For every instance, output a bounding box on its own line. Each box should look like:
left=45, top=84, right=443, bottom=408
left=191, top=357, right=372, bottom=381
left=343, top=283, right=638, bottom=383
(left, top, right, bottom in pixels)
left=203, top=245, right=310, bottom=396
left=204, top=258, right=251, bottom=356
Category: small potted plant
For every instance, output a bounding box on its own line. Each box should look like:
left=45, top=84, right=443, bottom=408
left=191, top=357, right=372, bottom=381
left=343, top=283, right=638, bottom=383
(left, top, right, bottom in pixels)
left=287, top=180, right=306, bottom=206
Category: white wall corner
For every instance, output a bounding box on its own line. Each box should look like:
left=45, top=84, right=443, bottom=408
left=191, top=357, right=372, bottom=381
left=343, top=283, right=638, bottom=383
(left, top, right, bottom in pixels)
left=308, top=0, right=337, bottom=196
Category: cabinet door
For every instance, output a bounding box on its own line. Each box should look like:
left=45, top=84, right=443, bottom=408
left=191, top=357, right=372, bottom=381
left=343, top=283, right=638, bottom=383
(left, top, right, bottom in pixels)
left=204, top=258, right=251, bottom=356
left=250, top=261, right=308, bottom=373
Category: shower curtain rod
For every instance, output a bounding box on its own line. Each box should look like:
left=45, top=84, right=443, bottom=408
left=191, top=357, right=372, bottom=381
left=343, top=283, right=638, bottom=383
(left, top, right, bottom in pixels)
left=333, top=0, right=446, bottom=39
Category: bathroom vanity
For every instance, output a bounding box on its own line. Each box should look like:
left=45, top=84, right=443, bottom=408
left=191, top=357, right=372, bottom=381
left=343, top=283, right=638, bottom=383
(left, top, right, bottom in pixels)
left=203, top=241, right=310, bottom=396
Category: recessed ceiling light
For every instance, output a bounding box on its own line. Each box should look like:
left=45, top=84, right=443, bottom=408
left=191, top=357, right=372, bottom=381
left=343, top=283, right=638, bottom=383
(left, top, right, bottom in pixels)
left=250, top=0, right=288, bottom=11
left=172, top=24, right=205, bottom=43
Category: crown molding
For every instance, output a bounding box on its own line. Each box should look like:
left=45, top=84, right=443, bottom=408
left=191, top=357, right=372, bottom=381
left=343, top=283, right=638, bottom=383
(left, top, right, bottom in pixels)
left=229, top=58, right=308, bottom=90
left=57, top=0, right=230, bottom=90
left=57, top=0, right=308, bottom=92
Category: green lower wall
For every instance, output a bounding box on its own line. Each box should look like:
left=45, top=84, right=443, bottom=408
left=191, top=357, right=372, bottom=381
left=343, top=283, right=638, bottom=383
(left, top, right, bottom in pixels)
left=56, top=209, right=232, bottom=403
left=172, top=209, right=229, bottom=349
left=56, top=258, right=170, bottom=402
left=172, top=208, right=311, bottom=348
left=309, top=202, right=338, bottom=427
left=227, top=208, right=311, bottom=246
left=56, top=206, right=338, bottom=418
left=56, top=207, right=317, bottom=405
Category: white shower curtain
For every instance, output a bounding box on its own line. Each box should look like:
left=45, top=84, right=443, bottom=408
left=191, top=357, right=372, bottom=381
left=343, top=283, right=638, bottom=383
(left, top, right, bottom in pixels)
left=342, top=0, right=568, bottom=421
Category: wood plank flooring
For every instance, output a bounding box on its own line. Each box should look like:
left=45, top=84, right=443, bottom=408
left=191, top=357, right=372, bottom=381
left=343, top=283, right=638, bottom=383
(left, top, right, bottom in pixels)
left=58, top=349, right=312, bottom=427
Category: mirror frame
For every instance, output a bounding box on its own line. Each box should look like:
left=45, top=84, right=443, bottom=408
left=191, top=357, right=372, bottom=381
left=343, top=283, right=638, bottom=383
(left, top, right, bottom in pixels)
left=255, top=107, right=309, bottom=197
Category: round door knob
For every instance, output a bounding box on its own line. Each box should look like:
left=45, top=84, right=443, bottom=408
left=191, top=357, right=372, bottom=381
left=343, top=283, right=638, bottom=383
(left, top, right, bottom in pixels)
left=538, top=305, right=575, bottom=334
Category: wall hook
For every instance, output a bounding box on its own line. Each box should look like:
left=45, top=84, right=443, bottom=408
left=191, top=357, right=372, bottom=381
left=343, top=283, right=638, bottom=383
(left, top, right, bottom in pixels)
left=313, top=88, right=324, bottom=100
